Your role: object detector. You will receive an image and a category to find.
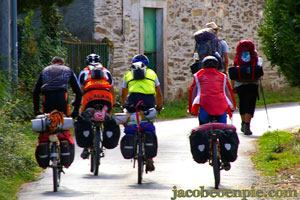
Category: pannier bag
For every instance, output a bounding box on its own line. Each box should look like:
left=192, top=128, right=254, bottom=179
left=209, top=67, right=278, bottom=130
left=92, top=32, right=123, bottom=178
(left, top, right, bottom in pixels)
left=74, top=113, right=93, bottom=148
left=103, top=116, right=121, bottom=149
left=35, top=130, right=75, bottom=168
left=190, top=123, right=239, bottom=163
left=35, top=142, right=50, bottom=169
left=120, top=134, right=137, bottom=159
left=123, top=122, right=158, bottom=159
left=218, top=129, right=239, bottom=162
left=189, top=130, right=210, bottom=163
left=229, top=64, right=263, bottom=82
left=60, top=140, right=75, bottom=168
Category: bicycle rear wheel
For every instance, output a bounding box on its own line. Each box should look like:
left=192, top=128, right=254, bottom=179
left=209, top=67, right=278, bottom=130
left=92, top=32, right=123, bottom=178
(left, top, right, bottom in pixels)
left=212, top=140, right=220, bottom=189
left=93, top=126, right=101, bottom=176
left=137, top=134, right=144, bottom=184
left=52, top=144, right=60, bottom=192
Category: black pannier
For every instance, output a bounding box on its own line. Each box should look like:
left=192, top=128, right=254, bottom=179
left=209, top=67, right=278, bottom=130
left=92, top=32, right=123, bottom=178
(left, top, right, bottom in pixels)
left=144, top=131, right=158, bottom=159
left=60, top=140, right=75, bottom=168
left=35, top=142, right=50, bottom=169
left=103, top=117, right=121, bottom=149
left=120, top=134, right=136, bottom=159
left=189, top=130, right=210, bottom=164
left=219, top=129, right=239, bottom=162
left=74, top=114, right=93, bottom=148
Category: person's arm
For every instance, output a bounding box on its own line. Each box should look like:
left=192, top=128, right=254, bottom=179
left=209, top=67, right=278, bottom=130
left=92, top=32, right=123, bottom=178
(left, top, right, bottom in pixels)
left=155, top=86, right=163, bottom=110
left=32, top=73, right=43, bottom=114
left=110, top=86, right=116, bottom=105
left=223, top=52, right=229, bottom=74
left=121, top=87, right=128, bottom=106
left=69, top=71, right=82, bottom=112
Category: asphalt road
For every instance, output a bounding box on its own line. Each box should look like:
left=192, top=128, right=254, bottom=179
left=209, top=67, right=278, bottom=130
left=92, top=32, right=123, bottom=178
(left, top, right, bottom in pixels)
left=18, top=102, right=300, bottom=200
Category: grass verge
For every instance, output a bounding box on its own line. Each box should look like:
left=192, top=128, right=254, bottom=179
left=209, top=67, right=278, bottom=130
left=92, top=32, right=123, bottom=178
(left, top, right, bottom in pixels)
left=252, top=130, right=300, bottom=177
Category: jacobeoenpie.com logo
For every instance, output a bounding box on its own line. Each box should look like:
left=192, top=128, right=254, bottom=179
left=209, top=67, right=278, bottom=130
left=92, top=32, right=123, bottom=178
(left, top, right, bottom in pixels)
left=171, top=186, right=298, bottom=200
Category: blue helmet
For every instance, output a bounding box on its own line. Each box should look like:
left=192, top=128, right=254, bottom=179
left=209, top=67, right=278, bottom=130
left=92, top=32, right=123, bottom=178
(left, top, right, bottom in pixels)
left=132, top=54, right=149, bottom=65
left=86, top=53, right=101, bottom=65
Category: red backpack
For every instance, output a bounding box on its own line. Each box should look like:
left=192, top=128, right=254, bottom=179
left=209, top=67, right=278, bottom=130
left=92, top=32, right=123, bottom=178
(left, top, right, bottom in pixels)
left=230, top=40, right=262, bottom=82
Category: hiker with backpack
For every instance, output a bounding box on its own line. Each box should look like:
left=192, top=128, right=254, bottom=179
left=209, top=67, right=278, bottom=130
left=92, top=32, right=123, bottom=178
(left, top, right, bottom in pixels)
left=229, top=40, right=264, bottom=135
left=190, top=22, right=228, bottom=75
left=188, top=56, right=237, bottom=125
left=205, top=22, right=230, bottom=75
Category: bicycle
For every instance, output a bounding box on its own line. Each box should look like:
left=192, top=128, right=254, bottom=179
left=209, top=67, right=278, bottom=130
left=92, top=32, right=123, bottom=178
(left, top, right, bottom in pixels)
left=115, top=101, right=157, bottom=184
left=83, top=105, right=107, bottom=176
left=197, top=122, right=236, bottom=189
left=32, top=111, right=74, bottom=192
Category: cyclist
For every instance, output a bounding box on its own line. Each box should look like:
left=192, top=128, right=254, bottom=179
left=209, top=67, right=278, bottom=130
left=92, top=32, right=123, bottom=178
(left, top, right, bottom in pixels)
left=121, top=54, right=163, bottom=172
left=77, top=53, right=116, bottom=159
left=188, top=56, right=236, bottom=124
left=33, top=56, right=82, bottom=118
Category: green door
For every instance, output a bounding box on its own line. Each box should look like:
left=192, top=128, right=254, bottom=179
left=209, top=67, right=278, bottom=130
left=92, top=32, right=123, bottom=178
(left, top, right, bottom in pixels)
left=144, top=8, right=156, bottom=71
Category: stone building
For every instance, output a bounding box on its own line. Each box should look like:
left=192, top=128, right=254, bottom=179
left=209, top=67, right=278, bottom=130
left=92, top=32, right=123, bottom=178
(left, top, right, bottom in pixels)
left=61, top=0, right=283, bottom=101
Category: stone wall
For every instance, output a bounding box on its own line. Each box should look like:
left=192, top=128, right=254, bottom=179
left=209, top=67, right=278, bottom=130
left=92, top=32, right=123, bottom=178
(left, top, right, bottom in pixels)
left=64, top=0, right=286, bottom=101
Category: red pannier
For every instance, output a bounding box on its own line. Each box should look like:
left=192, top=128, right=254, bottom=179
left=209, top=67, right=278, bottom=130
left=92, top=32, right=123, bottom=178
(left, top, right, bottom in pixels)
left=35, top=130, right=75, bottom=168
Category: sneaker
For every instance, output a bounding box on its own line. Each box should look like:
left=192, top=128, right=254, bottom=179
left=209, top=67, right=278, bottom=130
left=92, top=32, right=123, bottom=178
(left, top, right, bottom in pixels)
left=244, top=123, right=252, bottom=135
left=222, top=162, right=231, bottom=171
left=80, top=149, right=90, bottom=159
left=145, top=159, right=155, bottom=173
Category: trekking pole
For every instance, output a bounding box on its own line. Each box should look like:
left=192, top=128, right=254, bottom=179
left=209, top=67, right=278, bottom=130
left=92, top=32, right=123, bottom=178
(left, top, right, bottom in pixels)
left=259, top=79, right=271, bottom=128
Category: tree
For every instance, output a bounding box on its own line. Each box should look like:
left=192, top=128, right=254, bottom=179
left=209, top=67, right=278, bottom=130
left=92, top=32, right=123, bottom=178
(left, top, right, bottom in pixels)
left=18, top=0, right=75, bottom=14
left=259, top=0, right=300, bottom=86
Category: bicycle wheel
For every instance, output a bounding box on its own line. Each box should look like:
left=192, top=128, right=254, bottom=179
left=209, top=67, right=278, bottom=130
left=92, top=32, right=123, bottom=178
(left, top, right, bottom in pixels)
left=137, top=133, right=144, bottom=184
left=212, top=140, right=220, bottom=189
left=93, top=126, right=101, bottom=176
left=90, top=149, right=94, bottom=173
left=52, top=144, right=60, bottom=192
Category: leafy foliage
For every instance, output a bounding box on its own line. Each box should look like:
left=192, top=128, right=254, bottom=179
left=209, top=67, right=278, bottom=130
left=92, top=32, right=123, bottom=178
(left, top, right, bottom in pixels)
left=18, top=0, right=75, bottom=14
left=259, top=0, right=300, bottom=87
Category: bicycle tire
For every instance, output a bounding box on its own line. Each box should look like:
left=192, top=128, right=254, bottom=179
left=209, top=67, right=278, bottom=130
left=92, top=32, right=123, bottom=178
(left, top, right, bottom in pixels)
left=52, top=144, right=60, bottom=192
left=212, top=140, right=220, bottom=189
left=90, top=150, right=94, bottom=173
left=137, top=133, right=143, bottom=184
left=93, top=126, right=101, bottom=176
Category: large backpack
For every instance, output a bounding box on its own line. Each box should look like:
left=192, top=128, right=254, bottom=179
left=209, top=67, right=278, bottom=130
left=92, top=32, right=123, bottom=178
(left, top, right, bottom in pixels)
left=190, top=28, right=223, bottom=74
left=229, top=40, right=263, bottom=82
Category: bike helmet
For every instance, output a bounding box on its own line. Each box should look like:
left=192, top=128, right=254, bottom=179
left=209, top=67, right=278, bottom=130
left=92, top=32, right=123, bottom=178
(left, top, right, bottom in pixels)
left=202, top=56, right=219, bottom=68
left=131, top=62, right=147, bottom=80
left=132, top=54, right=149, bottom=66
left=86, top=53, right=101, bottom=65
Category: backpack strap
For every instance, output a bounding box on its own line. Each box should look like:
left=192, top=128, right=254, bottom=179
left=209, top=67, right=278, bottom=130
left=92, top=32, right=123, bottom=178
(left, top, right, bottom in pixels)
left=237, top=67, right=242, bottom=82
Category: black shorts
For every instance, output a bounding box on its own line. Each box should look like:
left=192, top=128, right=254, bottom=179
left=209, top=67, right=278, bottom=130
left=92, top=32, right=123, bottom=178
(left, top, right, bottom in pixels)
left=42, top=91, right=69, bottom=115
left=125, top=93, right=155, bottom=113
left=236, top=84, right=258, bottom=116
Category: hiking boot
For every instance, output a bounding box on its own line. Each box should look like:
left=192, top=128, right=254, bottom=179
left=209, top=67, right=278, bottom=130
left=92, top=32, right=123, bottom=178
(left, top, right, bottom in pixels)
left=244, top=123, right=252, bottom=135
left=241, top=122, right=245, bottom=132
left=222, top=162, right=231, bottom=171
left=80, top=148, right=90, bottom=159
left=145, top=159, right=155, bottom=173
